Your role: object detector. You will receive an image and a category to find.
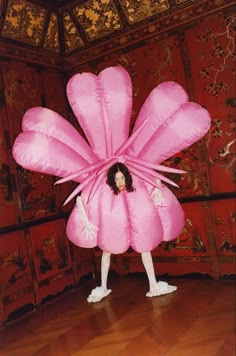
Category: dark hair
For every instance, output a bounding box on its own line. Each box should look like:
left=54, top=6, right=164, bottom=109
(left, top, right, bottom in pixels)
left=106, top=162, right=135, bottom=195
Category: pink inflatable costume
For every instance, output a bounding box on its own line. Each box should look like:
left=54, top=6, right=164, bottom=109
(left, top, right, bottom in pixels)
left=12, top=66, right=211, bottom=255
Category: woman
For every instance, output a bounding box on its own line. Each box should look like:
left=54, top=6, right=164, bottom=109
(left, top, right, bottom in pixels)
left=87, top=162, right=177, bottom=303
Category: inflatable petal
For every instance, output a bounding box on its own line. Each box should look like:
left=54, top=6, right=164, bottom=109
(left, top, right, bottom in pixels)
left=138, top=102, right=211, bottom=163
left=12, top=131, right=88, bottom=178
left=125, top=81, right=188, bottom=157
left=135, top=81, right=189, bottom=129
left=22, top=107, right=97, bottom=163
left=67, top=66, right=132, bottom=158
left=98, top=67, right=132, bottom=155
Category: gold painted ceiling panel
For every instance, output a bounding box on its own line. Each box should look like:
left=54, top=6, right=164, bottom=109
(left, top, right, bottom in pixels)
left=2, top=0, right=47, bottom=45
left=44, top=12, right=60, bottom=52
left=63, top=12, right=84, bottom=53
left=0, top=0, right=234, bottom=62
left=73, top=0, right=122, bottom=41
left=120, top=0, right=169, bottom=24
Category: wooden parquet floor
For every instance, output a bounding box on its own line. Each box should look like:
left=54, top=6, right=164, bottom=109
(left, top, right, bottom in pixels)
left=0, top=275, right=235, bottom=356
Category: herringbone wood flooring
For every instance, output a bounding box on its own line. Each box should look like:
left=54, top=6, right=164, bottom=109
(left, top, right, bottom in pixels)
left=0, top=275, right=235, bottom=356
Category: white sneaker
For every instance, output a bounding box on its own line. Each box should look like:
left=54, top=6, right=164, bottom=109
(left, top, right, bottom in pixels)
left=146, top=281, right=177, bottom=297
left=87, top=286, right=112, bottom=303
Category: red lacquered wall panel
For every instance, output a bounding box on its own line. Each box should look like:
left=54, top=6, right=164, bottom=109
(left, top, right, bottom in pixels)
left=211, top=199, right=236, bottom=275
left=185, top=15, right=235, bottom=194
left=0, top=230, right=35, bottom=320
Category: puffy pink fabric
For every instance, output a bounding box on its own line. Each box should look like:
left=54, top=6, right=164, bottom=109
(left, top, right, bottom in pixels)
left=12, top=131, right=88, bottom=178
left=67, top=66, right=132, bottom=158
left=66, top=177, right=184, bottom=254
left=22, top=107, right=97, bottom=163
left=12, top=66, right=211, bottom=254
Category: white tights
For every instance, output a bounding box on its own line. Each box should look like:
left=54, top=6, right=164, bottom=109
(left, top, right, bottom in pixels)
left=100, top=251, right=156, bottom=290
left=101, top=251, right=111, bottom=289
left=87, top=251, right=177, bottom=302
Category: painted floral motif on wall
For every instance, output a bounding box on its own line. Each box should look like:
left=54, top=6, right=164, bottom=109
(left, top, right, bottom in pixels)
left=16, top=166, right=57, bottom=220
left=186, top=14, right=235, bottom=194
left=197, top=15, right=235, bottom=97
left=206, top=118, right=235, bottom=185
left=35, top=233, right=68, bottom=274
left=0, top=232, right=32, bottom=296
left=163, top=217, right=206, bottom=254
left=164, top=145, right=207, bottom=198
left=4, top=69, right=39, bottom=116
left=212, top=199, right=236, bottom=255
left=0, top=247, right=27, bottom=288
left=141, top=39, right=184, bottom=89
left=30, top=220, right=71, bottom=281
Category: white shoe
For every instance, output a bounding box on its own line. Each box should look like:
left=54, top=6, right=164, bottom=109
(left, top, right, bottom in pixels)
left=87, top=286, right=112, bottom=303
left=146, top=281, right=177, bottom=297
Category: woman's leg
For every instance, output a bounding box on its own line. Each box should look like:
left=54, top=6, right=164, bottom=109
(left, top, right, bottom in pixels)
left=101, top=251, right=111, bottom=289
left=141, top=251, right=177, bottom=297
left=87, top=251, right=112, bottom=302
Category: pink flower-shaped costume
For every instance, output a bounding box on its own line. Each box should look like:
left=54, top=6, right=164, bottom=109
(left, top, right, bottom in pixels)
left=12, top=66, right=211, bottom=255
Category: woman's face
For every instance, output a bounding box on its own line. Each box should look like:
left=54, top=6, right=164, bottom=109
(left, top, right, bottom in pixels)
left=115, top=171, right=126, bottom=191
